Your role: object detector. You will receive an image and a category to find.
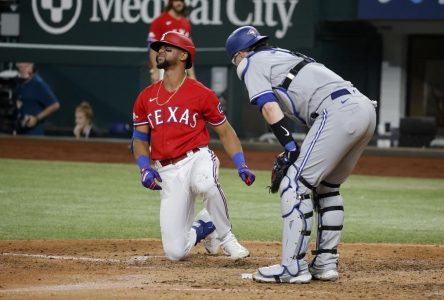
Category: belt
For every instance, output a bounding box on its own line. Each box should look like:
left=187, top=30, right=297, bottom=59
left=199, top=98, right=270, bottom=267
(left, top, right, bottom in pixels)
left=158, top=148, right=200, bottom=167
left=331, top=88, right=351, bottom=100
left=310, top=88, right=352, bottom=120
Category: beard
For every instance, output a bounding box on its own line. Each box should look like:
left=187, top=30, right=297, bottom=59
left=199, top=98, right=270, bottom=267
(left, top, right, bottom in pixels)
left=156, top=59, right=171, bottom=70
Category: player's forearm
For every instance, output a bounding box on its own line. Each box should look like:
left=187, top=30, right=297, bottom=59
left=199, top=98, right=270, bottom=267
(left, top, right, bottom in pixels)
left=217, top=124, right=243, bottom=158
left=221, top=134, right=243, bottom=158
left=133, top=139, right=150, bottom=161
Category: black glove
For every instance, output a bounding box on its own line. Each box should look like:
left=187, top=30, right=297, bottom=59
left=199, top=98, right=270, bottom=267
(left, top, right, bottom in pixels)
left=269, top=150, right=298, bottom=194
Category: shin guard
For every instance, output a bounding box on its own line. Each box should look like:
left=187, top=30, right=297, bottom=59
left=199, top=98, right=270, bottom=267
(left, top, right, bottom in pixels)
left=279, top=175, right=313, bottom=275
left=311, top=182, right=344, bottom=270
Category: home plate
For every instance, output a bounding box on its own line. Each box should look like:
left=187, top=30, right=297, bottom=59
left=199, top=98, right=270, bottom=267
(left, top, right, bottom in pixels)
left=241, top=273, right=253, bottom=279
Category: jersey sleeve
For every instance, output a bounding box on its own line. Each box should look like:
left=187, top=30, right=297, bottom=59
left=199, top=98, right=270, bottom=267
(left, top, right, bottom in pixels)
left=243, top=57, right=274, bottom=106
left=202, top=91, right=226, bottom=126
left=132, top=92, right=149, bottom=127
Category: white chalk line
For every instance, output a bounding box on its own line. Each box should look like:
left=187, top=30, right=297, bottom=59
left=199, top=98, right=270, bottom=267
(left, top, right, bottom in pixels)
left=0, top=253, right=165, bottom=264
left=0, top=281, right=142, bottom=293
left=1, top=252, right=277, bottom=264
left=0, top=284, right=253, bottom=294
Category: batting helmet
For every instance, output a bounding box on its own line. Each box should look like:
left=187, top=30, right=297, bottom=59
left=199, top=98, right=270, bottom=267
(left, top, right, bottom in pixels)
left=150, top=31, right=195, bottom=69
left=225, top=26, right=269, bottom=59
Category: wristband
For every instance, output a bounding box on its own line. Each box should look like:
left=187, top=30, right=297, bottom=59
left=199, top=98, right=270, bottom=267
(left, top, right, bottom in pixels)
left=284, top=141, right=297, bottom=152
left=137, top=155, right=150, bottom=170
left=232, top=152, right=246, bottom=170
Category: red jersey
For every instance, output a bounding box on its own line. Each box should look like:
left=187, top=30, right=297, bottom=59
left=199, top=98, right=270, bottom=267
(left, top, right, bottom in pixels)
left=133, top=78, right=226, bottom=160
left=148, top=12, right=191, bottom=44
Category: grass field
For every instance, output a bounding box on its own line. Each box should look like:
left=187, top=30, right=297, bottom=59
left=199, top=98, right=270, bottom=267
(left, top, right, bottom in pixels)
left=0, top=158, right=443, bottom=244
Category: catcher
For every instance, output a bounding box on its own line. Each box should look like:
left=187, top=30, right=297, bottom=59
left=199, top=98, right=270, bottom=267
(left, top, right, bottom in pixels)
left=226, top=26, right=377, bottom=283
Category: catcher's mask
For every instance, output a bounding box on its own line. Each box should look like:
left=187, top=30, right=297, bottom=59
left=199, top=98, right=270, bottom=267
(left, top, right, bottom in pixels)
left=225, top=26, right=268, bottom=60
left=150, top=31, right=195, bottom=69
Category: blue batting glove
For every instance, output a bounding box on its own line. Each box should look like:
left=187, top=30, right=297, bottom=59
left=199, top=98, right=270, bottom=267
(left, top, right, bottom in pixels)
left=238, top=165, right=256, bottom=186
left=141, top=166, right=162, bottom=190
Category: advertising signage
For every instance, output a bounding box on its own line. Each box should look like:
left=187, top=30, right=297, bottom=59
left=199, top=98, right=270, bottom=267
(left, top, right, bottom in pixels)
left=1, top=0, right=316, bottom=64
left=358, top=0, right=444, bottom=20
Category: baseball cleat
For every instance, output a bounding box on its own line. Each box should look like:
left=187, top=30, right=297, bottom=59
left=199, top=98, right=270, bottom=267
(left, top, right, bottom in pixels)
left=309, top=267, right=339, bottom=281
left=253, top=264, right=312, bottom=284
left=220, top=232, right=249, bottom=260
left=193, top=209, right=220, bottom=253
left=203, top=230, right=220, bottom=255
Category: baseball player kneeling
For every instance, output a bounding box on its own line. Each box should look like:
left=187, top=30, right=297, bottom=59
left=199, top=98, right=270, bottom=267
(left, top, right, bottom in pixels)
left=226, top=26, right=377, bottom=283
left=132, top=31, right=255, bottom=261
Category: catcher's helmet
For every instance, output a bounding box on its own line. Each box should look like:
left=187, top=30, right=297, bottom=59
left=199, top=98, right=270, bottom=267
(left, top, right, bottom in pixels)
left=150, top=31, right=195, bottom=69
left=225, top=26, right=269, bottom=59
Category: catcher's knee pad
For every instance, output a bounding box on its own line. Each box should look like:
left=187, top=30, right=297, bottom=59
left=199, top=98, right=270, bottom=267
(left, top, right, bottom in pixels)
left=311, top=182, right=344, bottom=269
left=279, top=165, right=312, bottom=196
left=280, top=183, right=313, bottom=271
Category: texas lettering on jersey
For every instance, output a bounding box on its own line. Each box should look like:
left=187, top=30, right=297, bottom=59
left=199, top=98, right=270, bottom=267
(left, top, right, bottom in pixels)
left=133, top=78, right=226, bottom=160
left=147, top=106, right=199, bottom=129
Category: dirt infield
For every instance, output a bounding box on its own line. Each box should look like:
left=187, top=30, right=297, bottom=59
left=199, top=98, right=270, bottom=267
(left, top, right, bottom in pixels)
left=1, top=240, right=443, bottom=300
left=1, top=136, right=443, bottom=299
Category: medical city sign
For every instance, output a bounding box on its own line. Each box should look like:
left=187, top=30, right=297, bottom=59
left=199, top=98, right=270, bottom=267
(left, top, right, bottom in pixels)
left=30, top=0, right=301, bottom=39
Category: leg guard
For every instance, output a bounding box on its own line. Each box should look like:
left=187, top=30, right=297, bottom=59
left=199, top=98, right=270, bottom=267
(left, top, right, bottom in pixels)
left=310, top=182, right=344, bottom=271
left=279, top=174, right=313, bottom=275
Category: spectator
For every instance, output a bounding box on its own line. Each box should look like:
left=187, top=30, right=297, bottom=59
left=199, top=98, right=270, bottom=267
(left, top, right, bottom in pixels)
left=15, top=62, right=60, bottom=135
left=147, top=0, right=196, bottom=82
left=73, top=101, right=100, bottom=139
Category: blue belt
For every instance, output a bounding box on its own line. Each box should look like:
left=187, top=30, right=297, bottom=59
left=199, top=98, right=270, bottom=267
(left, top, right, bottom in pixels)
left=331, top=88, right=351, bottom=100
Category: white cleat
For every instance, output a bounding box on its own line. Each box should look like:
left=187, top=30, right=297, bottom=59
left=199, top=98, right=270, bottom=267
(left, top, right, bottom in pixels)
left=310, top=268, right=339, bottom=281
left=220, top=232, right=249, bottom=260
left=203, top=231, right=220, bottom=255
left=253, top=264, right=312, bottom=284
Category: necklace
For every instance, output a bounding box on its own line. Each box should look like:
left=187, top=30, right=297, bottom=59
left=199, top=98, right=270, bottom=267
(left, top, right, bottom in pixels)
left=155, top=74, right=187, bottom=106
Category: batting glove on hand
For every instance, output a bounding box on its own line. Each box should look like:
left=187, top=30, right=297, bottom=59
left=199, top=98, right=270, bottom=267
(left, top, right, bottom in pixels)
left=141, top=166, right=162, bottom=190
left=238, top=165, right=256, bottom=186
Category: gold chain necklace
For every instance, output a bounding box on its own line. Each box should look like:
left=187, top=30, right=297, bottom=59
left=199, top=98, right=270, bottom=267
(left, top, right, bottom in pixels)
left=155, top=74, right=187, bottom=106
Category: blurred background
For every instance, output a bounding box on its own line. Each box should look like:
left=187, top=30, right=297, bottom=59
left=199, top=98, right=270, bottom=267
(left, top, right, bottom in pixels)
left=0, top=0, right=443, bottom=148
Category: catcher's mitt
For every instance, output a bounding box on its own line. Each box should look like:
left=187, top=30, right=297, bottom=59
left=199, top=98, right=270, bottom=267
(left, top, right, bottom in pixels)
left=269, top=152, right=294, bottom=193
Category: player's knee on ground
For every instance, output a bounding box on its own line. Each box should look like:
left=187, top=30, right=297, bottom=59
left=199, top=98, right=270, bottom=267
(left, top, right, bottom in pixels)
left=162, top=237, right=190, bottom=261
